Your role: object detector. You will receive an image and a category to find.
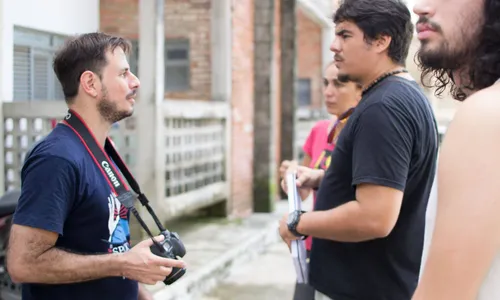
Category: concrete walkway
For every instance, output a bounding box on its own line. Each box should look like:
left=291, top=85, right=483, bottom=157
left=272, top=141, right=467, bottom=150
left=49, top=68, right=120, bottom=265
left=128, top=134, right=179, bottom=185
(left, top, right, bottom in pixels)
left=200, top=241, right=296, bottom=300
left=150, top=201, right=293, bottom=300
left=199, top=197, right=314, bottom=300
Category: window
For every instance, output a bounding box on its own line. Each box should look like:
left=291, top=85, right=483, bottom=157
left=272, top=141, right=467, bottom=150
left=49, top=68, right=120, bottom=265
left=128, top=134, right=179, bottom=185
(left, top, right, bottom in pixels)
left=13, top=27, right=66, bottom=101
left=129, top=40, right=140, bottom=76
left=129, top=39, right=191, bottom=92
left=296, top=78, right=312, bottom=107
left=165, top=40, right=190, bottom=91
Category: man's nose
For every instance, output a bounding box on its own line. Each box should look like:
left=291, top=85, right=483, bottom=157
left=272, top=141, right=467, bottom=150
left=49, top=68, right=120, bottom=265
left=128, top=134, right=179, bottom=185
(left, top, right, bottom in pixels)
left=413, top=0, right=433, bottom=17
left=129, top=72, right=141, bottom=89
left=330, top=37, right=341, bottom=54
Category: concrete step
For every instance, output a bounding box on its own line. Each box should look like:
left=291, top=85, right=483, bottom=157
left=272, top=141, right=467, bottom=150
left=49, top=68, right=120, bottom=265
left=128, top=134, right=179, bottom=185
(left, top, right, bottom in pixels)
left=148, top=201, right=288, bottom=300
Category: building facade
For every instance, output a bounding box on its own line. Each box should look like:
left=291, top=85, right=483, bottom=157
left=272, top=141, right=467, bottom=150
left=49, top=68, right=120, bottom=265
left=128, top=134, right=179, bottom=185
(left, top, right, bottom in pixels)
left=0, top=0, right=333, bottom=220
left=0, top=0, right=99, bottom=102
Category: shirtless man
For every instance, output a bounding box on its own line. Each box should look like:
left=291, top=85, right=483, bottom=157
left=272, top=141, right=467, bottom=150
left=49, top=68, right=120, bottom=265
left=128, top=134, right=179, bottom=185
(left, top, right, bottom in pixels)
left=412, top=0, right=500, bottom=299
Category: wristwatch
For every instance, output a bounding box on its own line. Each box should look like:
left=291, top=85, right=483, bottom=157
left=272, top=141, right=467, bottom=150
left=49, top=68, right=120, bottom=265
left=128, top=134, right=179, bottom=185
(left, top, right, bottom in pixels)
left=287, top=210, right=308, bottom=239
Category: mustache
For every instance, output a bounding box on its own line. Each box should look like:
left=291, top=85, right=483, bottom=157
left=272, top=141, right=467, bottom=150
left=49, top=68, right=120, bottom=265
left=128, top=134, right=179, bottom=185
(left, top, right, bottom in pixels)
left=416, top=16, right=443, bottom=33
left=334, top=54, right=344, bottom=62
left=126, top=90, right=137, bottom=99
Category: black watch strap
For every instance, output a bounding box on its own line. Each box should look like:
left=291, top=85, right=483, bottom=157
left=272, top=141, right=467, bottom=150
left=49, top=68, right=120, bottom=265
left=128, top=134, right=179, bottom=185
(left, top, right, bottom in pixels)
left=288, top=210, right=308, bottom=239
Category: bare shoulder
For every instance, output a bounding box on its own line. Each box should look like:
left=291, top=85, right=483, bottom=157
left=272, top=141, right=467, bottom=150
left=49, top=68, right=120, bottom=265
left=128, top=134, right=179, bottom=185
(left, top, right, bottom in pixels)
left=440, top=85, right=500, bottom=175
left=447, top=86, right=500, bottom=137
left=456, top=85, right=500, bottom=118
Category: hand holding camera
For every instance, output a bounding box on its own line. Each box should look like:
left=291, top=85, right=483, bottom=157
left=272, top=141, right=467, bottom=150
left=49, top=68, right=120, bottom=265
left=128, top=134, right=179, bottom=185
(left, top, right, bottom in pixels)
left=121, top=234, right=186, bottom=285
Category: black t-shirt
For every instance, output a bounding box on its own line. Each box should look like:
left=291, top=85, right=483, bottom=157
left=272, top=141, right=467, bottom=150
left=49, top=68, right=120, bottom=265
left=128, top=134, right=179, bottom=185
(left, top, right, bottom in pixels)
left=309, top=76, right=438, bottom=300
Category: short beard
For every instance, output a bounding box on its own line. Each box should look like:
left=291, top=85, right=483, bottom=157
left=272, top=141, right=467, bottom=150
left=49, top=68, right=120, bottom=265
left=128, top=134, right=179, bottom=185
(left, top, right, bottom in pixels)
left=97, top=86, right=133, bottom=124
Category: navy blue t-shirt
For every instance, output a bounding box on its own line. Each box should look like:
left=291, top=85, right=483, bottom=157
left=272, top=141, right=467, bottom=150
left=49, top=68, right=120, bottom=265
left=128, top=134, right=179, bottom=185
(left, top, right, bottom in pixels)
left=12, top=124, right=139, bottom=300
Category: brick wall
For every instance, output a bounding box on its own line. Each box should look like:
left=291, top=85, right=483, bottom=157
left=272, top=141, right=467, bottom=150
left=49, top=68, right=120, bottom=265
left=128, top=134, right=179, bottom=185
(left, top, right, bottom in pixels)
left=100, top=0, right=326, bottom=215
left=100, top=0, right=212, bottom=100
left=164, top=0, right=211, bottom=100
left=296, top=8, right=323, bottom=109
left=229, top=0, right=254, bottom=217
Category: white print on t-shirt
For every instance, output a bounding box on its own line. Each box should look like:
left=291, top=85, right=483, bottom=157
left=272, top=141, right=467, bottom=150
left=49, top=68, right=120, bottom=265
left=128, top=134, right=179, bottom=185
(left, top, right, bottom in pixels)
left=107, top=193, right=121, bottom=238
left=106, top=192, right=131, bottom=253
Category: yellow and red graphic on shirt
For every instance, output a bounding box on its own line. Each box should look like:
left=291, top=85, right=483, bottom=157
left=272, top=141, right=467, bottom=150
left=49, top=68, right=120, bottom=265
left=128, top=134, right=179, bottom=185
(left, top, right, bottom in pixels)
left=313, top=148, right=334, bottom=171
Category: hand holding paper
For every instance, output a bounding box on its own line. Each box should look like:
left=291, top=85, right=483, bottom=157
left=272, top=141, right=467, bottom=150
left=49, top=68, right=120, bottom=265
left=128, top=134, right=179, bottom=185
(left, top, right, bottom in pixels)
left=286, top=171, right=309, bottom=284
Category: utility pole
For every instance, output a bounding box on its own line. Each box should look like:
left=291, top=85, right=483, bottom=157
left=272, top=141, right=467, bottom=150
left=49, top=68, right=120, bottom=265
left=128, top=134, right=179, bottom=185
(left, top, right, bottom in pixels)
left=253, top=0, right=276, bottom=212
left=279, top=0, right=297, bottom=200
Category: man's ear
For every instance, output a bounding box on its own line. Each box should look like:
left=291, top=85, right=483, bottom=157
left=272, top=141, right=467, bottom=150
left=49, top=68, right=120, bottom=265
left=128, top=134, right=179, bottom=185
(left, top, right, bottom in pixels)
left=374, top=35, right=392, bottom=54
left=80, top=71, right=99, bottom=98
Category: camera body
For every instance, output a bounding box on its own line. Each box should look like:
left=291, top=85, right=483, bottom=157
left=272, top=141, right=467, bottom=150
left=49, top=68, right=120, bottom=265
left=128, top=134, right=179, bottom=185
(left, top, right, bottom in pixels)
left=150, top=230, right=187, bottom=285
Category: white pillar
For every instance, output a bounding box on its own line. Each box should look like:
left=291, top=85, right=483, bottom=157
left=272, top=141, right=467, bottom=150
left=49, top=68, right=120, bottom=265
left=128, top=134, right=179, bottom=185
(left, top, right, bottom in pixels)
left=135, top=0, right=166, bottom=233
left=0, top=0, right=4, bottom=99
left=322, top=26, right=335, bottom=73
left=0, top=0, right=12, bottom=102
left=211, top=0, right=232, bottom=102
left=211, top=0, right=233, bottom=212
left=0, top=0, right=5, bottom=192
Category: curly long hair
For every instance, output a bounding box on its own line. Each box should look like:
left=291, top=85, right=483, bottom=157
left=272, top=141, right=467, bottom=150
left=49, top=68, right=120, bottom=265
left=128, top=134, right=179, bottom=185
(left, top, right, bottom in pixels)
left=418, top=0, right=500, bottom=101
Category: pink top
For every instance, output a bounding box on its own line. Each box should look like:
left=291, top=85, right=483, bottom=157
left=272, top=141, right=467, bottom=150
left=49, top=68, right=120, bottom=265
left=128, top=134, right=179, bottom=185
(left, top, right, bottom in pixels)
left=302, top=119, right=336, bottom=251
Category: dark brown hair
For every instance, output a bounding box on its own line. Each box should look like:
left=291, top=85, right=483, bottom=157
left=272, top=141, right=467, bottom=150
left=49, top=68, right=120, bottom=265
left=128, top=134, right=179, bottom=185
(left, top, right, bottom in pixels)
left=334, top=0, right=414, bottom=66
left=53, top=32, right=131, bottom=104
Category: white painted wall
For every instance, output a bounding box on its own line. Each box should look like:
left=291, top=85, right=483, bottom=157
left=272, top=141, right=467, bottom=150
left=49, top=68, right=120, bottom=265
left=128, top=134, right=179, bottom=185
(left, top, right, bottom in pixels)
left=322, top=27, right=334, bottom=71
left=322, top=5, right=335, bottom=74
left=0, top=0, right=4, bottom=103
left=0, top=0, right=100, bottom=101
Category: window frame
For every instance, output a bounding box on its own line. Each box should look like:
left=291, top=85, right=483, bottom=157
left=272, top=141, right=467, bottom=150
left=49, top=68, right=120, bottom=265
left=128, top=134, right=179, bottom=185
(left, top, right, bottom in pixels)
left=296, top=78, right=312, bottom=107
left=129, top=38, right=191, bottom=93
left=13, top=26, right=66, bottom=102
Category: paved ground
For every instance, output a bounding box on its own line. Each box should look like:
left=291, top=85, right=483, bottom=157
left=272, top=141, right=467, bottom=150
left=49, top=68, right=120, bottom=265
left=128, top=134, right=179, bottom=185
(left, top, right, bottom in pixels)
left=0, top=290, right=21, bottom=300
left=198, top=197, right=313, bottom=300
left=151, top=201, right=294, bottom=300
left=200, top=241, right=296, bottom=300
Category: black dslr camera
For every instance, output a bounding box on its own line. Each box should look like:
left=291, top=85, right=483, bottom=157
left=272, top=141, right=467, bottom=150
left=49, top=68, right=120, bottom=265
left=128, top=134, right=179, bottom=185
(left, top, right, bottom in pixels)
left=149, top=230, right=187, bottom=285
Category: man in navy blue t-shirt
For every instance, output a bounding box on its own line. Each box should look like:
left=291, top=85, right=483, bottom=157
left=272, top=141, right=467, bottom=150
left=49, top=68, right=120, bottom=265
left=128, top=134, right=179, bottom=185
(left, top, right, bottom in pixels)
left=6, top=32, right=185, bottom=300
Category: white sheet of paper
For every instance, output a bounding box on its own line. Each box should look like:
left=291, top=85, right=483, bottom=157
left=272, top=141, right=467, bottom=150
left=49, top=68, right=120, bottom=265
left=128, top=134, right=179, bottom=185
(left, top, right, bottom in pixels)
left=286, top=172, right=309, bottom=284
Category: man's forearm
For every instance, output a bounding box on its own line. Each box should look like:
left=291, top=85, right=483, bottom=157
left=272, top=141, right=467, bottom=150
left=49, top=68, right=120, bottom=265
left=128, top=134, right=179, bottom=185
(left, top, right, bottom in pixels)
left=16, top=247, right=124, bottom=284
left=296, top=200, right=384, bottom=242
